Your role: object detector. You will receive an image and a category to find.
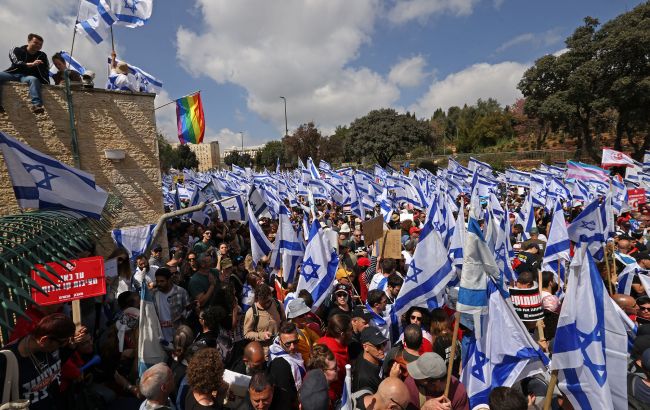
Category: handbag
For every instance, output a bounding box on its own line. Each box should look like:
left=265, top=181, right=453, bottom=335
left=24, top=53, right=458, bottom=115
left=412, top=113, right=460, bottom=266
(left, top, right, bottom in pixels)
left=0, top=350, right=29, bottom=409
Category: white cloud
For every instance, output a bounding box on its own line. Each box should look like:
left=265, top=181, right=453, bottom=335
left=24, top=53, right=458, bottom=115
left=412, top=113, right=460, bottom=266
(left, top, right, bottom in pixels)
left=410, top=61, right=528, bottom=115
left=495, top=28, right=563, bottom=54
left=176, top=0, right=400, bottom=137
left=386, top=0, right=480, bottom=24
left=388, top=55, right=428, bottom=88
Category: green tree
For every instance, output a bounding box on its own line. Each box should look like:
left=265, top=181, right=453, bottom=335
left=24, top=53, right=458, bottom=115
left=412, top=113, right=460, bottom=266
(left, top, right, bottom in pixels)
left=255, top=140, right=285, bottom=168
left=175, top=144, right=199, bottom=170
left=282, top=122, right=326, bottom=164
left=344, top=108, right=432, bottom=167
left=224, top=151, right=252, bottom=168
left=157, top=134, right=175, bottom=172
left=320, top=125, right=349, bottom=164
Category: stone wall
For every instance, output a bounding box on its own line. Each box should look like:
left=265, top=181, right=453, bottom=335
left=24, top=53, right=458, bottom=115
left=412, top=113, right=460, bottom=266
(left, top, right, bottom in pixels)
left=0, top=83, right=165, bottom=245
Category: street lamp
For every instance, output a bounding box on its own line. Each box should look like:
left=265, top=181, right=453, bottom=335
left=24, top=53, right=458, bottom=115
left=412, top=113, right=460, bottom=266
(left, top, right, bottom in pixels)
left=279, top=96, right=288, bottom=137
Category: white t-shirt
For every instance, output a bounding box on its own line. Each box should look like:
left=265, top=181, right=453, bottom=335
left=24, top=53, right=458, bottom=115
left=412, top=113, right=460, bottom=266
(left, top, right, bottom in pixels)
left=155, top=289, right=174, bottom=344
left=134, top=265, right=159, bottom=288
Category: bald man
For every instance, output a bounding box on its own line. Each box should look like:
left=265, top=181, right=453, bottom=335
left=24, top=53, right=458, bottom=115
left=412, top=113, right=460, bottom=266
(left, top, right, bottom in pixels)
left=353, top=377, right=411, bottom=410
left=231, top=341, right=266, bottom=375
left=612, top=293, right=638, bottom=319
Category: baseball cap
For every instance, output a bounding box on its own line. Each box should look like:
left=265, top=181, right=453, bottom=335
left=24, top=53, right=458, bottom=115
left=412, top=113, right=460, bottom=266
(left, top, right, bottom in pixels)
left=299, top=370, right=329, bottom=410
left=352, top=305, right=372, bottom=322
left=357, top=256, right=370, bottom=268
left=406, top=352, right=447, bottom=380
left=286, top=298, right=311, bottom=319
left=529, top=227, right=539, bottom=235
left=333, top=283, right=351, bottom=295
left=220, top=258, right=233, bottom=270
left=360, top=326, right=388, bottom=346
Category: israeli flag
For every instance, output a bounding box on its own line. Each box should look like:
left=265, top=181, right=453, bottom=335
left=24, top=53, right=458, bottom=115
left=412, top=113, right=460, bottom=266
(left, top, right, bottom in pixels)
left=277, top=205, right=305, bottom=284
left=49, top=51, right=87, bottom=79
left=457, top=174, right=500, bottom=333
left=112, top=0, right=153, bottom=27
left=306, top=157, right=320, bottom=180
left=516, top=191, right=536, bottom=241
left=248, top=204, right=273, bottom=267
left=295, top=220, right=339, bottom=310
left=542, top=200, right=571, bottom=283
left=552, top=247, right=628, bottom=409
left=393, top=217, right=455, bottom=321
left=468, top=157, right=493, bottom=176
left=214, top=195, right=246, bottom=222
left=462, top=278, right=550, bottom=408
left=248, top=184, right=271, bottom=219
left=0, top=132, right=108, bottom=219
left=138, top=284, right=166, bottom=376
left=111, top=224, right=156, bottom=261
left=567, top=198, right=606, bottom=261
left=75, top=0, right=117, bottom=44
left=505, top=168, right=530, bottom=188
left=448, top=203, right=466, bottom=275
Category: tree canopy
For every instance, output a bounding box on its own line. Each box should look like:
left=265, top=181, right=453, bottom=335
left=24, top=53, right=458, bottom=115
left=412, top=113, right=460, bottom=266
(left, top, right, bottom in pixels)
left=518, top=3, right=650, bottom=161
left=158, top=135, right=199, bottom=171
left=344, top=109, right=432, bottom=167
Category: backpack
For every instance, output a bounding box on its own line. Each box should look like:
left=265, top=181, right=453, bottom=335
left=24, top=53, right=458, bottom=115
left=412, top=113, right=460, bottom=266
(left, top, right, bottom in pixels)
left=628, top=373, right=650, bottom=410
left=350, top=389, right=373, bottom=410
left=0, top=349, right=29, bottom=409
left=251, top=299, right=285, bottom=330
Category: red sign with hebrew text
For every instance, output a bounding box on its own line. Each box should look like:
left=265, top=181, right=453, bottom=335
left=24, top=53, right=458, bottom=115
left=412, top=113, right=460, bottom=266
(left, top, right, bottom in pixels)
left=30, top=256, right=106, bottom=306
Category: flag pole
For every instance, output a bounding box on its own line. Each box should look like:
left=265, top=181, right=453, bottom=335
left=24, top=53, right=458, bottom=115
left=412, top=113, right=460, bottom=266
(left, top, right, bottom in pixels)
left=543, top=370, right=558, bottom=410
left=154, top=90, right=201, bottom=111
left=69, top=0, right=83, bottom=61
left=444, top=311, right=460, bottom=398
left=603, top=244, right=614, bottom=295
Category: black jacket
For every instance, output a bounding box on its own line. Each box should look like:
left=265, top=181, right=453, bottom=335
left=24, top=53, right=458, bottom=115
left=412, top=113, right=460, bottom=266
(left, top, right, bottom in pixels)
left=5, top=45, right=50, bottom=84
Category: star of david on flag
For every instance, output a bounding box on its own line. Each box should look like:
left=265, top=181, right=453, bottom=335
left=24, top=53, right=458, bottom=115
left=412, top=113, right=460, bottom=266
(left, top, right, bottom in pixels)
left=551, top=247, right=628, bottom=409
left=295, top=220, right=339, bottom=310
left=0, top=132, right=108, bottom=219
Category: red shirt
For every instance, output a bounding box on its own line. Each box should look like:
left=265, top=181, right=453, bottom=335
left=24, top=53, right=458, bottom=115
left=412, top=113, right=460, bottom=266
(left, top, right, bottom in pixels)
left=317, top=335, right=348, bottom=401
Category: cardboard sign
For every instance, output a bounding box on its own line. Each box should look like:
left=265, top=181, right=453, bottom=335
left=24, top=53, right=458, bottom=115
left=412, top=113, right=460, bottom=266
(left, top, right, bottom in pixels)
left=508, top=286, right=544, bottom=322
left=362, top=216, right=384, bottom=246
left=628, top=188, right=647, bottom=208
left=31, top=256, right=106, bottom=306
left=378, top=230, right=402, bottom=259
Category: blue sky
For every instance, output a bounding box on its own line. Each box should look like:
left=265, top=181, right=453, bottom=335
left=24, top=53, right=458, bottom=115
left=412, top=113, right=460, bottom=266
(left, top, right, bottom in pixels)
left=1, top=0, right=641, bottom=150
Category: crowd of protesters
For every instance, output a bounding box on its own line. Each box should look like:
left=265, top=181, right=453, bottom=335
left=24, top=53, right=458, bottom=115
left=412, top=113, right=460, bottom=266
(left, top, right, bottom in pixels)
left=4, top=185, right=650, bottom=410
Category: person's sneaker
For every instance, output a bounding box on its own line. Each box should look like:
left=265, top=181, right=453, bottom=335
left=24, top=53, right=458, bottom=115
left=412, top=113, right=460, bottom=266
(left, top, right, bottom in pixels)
left=31, top=105, right=44, bottom=114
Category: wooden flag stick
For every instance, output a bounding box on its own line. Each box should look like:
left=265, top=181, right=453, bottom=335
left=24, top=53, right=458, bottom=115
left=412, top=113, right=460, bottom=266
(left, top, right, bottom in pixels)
left=543, top=370, right=558, bottom=410
left=444, top=311, right=461, bottom=398
left=603, top=244, right=614, bottom=295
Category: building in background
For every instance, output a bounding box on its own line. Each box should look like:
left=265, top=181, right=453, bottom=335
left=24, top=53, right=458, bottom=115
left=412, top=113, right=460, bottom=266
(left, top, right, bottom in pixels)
left=222, top=144, right=264, bottom=161
left=172, top=141, right=221, bottom=171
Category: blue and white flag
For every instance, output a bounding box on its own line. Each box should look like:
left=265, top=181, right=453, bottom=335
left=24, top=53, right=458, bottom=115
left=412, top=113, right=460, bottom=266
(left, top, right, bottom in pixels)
left=295, top=220, right=339, bottom=310
left=112, top=0, right=153, bottom=27
left=111, top=224, right=156, bottom=261
left=306, top=157, right=320, bottom=180
left=505, top=169, right=530, bottom=188
left=75, top=0, right=117, bottom=44
left=462, top=278, right=549, bottom=408
left=248, top=184, right=271, bottom=219
left=567, top=198, right=606, bottom=261
left=0, top=132, right=108, bottom=218
left=138, top=284, right=166, bottom=376
left=340, top=364, right=352, bottom=410
left=276, top=205, right=305, bottom=284
left=516, top=191, right=537, bottom=240
left=215, top=195, right=247, bottom=222
left=552, top=248, right=628, bottom=409
left=105, top=57, right=163, bottom=94
left=468, top=157, right=493, bottom=176
left=49, top=51, right=87, bottom=78
left=542, top=200, right=570, bottom=276
left=448, top=206, right=465, bottom=275
left=248, top=204, right=273, bottom=267
left=393, top=218, right=455, bottom=321
left=457, top=174, right=500, bottom=333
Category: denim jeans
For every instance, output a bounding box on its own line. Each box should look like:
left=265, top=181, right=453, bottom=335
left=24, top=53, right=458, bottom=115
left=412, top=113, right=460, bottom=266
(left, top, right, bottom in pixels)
left=0, top=72, right=43, bottom=106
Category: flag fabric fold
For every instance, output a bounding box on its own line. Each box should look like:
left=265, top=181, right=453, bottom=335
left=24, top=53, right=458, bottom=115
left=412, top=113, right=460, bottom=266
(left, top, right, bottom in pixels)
left=0, top=132, right=108, bottom=218
left=176, top=92, right=205, bottom=145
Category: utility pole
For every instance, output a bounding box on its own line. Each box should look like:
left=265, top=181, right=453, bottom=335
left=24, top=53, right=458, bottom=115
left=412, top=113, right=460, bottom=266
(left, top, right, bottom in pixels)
left=280, top=96, right=288, bottom=137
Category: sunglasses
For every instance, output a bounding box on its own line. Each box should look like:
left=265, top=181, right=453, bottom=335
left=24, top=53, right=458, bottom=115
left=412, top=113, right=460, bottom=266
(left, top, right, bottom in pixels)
left=282, top=339, right=299, bottom=347
left=639, top=306, right=650, bottom=312
left=389, top=398, right=406, bottom=410
left=410, top=315, right=422, bottom=321
left=188, top=257, right=197, bottom=261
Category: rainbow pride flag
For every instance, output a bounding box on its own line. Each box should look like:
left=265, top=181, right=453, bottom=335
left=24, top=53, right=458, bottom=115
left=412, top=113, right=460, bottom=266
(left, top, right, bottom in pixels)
left=176, top=92, right=205, bottom=144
